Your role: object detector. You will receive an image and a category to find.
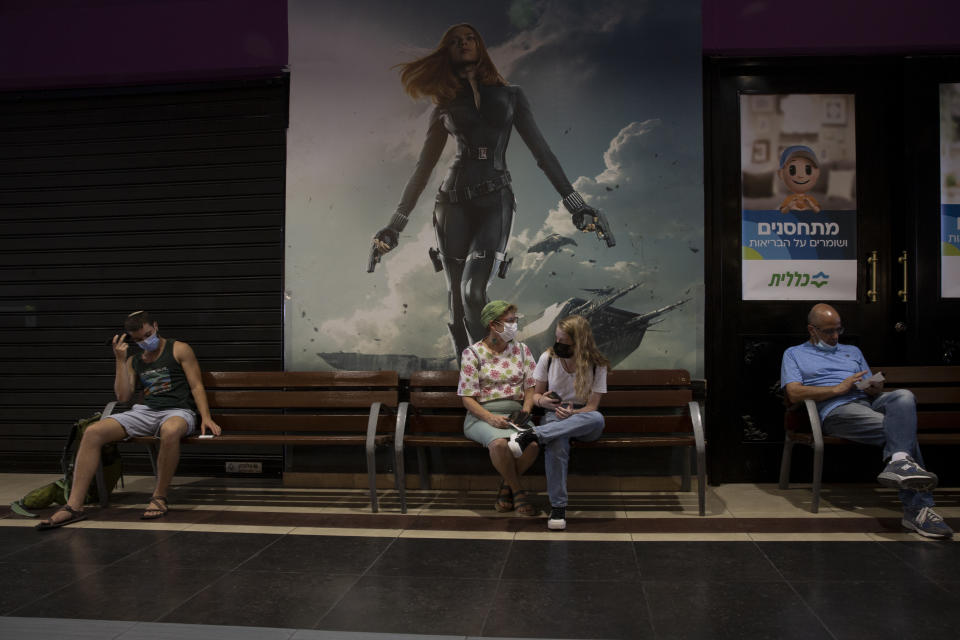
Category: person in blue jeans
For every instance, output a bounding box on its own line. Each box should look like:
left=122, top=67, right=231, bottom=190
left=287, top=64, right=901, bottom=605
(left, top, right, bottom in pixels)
left=508, top=315, right=608, bottom=530
left=781, top=303, right=952, bottom=539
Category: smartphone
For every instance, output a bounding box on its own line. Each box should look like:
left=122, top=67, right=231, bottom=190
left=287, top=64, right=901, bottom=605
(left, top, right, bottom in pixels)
left=543, top=390, right=561, bottom=401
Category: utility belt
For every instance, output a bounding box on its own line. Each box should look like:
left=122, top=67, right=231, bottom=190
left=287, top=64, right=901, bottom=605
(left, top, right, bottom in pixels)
left=427, top=247, right=512, bottom=279
left=436, top=171, right=511, bottom=204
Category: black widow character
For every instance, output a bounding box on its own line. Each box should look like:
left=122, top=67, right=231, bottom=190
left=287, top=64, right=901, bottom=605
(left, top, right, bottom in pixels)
left=370, top=23, right=612, bottom=358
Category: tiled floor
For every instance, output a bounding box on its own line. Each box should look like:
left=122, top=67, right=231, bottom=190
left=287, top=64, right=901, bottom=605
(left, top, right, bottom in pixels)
left=2, top=473, right=959, bottom=639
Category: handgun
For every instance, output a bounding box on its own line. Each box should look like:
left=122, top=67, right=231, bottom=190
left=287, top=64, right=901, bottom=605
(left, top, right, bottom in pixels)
left=367, top=245, right=382, bottom=273
left=592, top=208, right=616, bottom=248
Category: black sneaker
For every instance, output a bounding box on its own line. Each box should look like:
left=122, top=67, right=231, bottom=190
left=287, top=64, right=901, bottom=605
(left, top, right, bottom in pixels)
left=548, top=506, right=566, bottom=530
left=507, top=429, right=538, bottom=458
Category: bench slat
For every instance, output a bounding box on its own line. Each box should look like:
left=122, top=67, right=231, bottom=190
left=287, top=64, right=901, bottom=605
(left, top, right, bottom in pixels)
left=601, top=389, right=693, bottom=407
left=607, top=370, right=691, bottom=386
left=213, top=414, right=394, bottom=432
left=907, top=388, right=960, bottom=405
left=131, top=434, right=391, bottom=446
left=409, top=391, right=464, bottom=408
left=879, top=366, right=960, bottom=384
left=410, top=370, right=459, bottom=386
left=204, top=370, right=398, bottom=387
left=208, top=390, right=397, bottom=408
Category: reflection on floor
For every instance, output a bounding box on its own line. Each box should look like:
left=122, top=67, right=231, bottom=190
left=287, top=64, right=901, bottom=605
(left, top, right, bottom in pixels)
left=2, top=474, right=959, bottom=639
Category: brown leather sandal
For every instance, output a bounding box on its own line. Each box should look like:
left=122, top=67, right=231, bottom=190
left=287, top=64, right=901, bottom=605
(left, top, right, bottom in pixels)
left=513, top=491, right=538, bottom=517
left=36, top=504, right=87, bottom=530
left=140, top=496, right=168, bottom=520
left=494, top=481, right=514, bottom=512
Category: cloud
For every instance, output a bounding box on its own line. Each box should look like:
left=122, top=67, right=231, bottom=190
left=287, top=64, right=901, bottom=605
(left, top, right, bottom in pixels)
left=491, top=0, right=651, bottom=77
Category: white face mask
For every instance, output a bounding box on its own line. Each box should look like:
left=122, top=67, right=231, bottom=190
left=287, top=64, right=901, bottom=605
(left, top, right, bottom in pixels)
left=813, top=339, right=837, bottom=353
left=496, top=321, right=518, bottom=343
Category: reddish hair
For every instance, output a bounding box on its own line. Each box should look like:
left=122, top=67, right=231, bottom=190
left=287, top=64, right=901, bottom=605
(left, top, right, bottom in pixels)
left=396, top=23, right=506, bottom=105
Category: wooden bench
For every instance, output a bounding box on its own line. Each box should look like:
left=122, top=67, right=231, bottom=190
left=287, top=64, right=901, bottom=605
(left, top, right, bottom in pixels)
left=779, top=365, right=960, bottom=513
left=100, top=370, right=399, bottom=512
left=394, top=369, right=707, bottom=515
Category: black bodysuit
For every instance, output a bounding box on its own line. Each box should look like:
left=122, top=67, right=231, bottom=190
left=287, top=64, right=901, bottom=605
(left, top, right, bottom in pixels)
left=394, top=84, right=576, bottom=356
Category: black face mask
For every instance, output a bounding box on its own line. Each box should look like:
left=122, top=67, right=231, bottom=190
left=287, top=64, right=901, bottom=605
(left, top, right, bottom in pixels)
left=553, top=342, right=573, bottom=358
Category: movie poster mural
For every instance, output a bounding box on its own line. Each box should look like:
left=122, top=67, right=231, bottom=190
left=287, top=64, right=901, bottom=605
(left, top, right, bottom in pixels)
left=740, top=94, right=858, bottom=300
left=941, top=83, right=960, bottom=299
left=285, top=1, right=703, bottom=377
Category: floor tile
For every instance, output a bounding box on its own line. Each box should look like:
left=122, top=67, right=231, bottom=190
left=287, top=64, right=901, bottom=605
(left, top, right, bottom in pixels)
left=483, top=579, right=654, bottom=639
left=643, top=581, right=832, bottom=640
left=113, top=531, right=283, bottom=572
left=0, top=524, right=51, bottom=559
left=237, top=534, right=392, bottom=574
left=294, top=631, right=460, bottom=640
left=160, top=571, right=358, bottom=629
left=19, top=527, right=177, bottom=565
left=501, top=540, right=640, bottom=581
left=792, top=580, right=960, bottom=639
left=877, top=540, right=960, bottom=581
left=10, top=564, right=226, bottom=621
left=121, top=620, right=296, bottom=639
left=756, top=541, right=931, bottom=582
left=0, top=616, right=137, bottom=639
left=316, top=575, right=497, bottom=636
left=366, top=538, right=508, bottom=579
left=0, top=561, right=104, bottom=615
left=634, top=541, right=783, bottom=582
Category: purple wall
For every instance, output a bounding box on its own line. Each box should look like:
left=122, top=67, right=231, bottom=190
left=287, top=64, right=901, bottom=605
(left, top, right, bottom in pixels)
left=704, top=0, right=960, bottom=55
left=2, top=1, right=958, bottom=91
left=0, top=0, right=287, bottom=90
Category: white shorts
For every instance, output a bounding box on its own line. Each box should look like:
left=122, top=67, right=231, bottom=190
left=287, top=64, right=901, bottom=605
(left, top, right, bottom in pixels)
left=111, top=404, right=197, bottom=438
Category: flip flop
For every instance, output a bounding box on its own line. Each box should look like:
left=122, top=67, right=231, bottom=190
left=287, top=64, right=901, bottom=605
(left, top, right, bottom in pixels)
left=35, top=504, right=87, bottom=531
left=140, top=496, right=168, bottom=520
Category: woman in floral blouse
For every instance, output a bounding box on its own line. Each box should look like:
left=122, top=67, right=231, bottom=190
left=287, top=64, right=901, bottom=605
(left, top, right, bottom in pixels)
left=459, top=300, right=538, bottom=515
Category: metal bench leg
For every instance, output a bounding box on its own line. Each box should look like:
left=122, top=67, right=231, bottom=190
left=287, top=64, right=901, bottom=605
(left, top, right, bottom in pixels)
left=95, top=462, right=109, bottom=508
left=696, top=441, right=706, bottom=517
left=811, top=440, right=823, bottom=514
left=681, top=447, right=692, bottom=492
left=416, top=447, right=430, bottom=490
left=366, top=445, right=379, bottom=513
left=145, top=442, right=159, bottom=477
left=396, top=446, right=407, bottom=514
left=779, top=439, right=794, bottom=489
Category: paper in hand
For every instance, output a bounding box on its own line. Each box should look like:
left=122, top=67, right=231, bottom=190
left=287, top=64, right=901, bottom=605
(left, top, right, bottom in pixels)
left=855, top=371, right=885, bottom=390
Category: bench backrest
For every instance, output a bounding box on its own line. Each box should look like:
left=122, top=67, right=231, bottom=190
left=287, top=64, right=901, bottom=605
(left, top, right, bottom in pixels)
left=202, top=371, right=399, bottom=434
left=406, top=369, right=699, bottom=435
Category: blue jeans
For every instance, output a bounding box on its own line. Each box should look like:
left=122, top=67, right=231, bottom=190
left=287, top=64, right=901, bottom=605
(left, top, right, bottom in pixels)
left=535, top=411, right=605, bottom=508
left=823, top=389, right=933, bottom=510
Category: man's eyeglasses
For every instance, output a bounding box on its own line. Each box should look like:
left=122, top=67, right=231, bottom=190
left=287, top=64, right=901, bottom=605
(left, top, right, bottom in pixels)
left=811, top=325, right=844, bottom=336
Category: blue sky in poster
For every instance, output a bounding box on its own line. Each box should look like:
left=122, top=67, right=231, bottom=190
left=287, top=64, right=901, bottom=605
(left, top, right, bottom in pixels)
left=285, top=0, right=703, bottom=374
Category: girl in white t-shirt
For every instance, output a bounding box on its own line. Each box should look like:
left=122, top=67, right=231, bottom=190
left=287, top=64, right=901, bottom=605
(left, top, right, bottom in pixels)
left=508, top=315, right=608, bottom=530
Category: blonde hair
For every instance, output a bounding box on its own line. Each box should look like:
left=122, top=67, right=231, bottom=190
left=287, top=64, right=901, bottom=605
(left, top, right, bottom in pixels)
left=550, top=315, right=609, bottom=402
left=395, top=23, right=507, bottom=105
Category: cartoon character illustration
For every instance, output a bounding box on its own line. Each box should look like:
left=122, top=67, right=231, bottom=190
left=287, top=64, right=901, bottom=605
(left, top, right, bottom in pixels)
left=367, top=23, right=615, bottom=358
left=777, top=145, right=822, bottom=214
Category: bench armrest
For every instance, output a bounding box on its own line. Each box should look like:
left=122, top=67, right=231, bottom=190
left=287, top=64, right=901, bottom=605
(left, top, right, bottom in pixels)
left=394, top=401, right=409, bottom=455
left=803, top=399, right=824, bottom=449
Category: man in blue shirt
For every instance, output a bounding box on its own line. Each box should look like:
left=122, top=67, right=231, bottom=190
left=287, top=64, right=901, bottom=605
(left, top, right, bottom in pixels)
left=781, top=303, right=952, bottom=539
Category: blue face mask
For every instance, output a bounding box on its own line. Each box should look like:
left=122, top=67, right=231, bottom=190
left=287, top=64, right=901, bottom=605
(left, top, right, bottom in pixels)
left=137, top=333, right=160, bottom=352
left=813, top=340, right=837, bottom=353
